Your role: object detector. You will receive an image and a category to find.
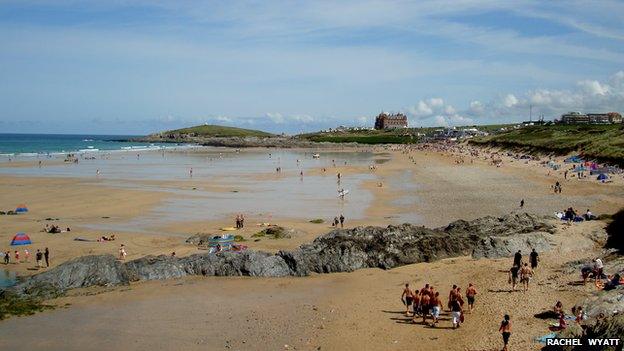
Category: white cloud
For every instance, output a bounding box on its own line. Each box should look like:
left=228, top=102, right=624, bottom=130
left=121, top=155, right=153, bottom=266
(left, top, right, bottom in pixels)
left=578, top=80, right=610, bottom=96
left=213, top=115, right=233, bottom=123
left=266, top=112, right=285, bottom=124
left=469, top=100, right=484, bottom=114
left=434, top=115, right=448, bottom=127
left=503, top=94, right=518, bottom=108
left=444, top=105, right=456, bottom=115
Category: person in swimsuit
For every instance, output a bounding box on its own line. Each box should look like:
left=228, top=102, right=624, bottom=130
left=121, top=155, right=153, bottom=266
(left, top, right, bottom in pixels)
left=420, top=290, right=431, bottom=325
left=430, top=292, right=442, bottom=326
left=499, top=314, right=512, bottom=351
left=520, top=263, right=533, bottom=292
left=466, top=283, right=477, bottom=313
left=401, top=283, right=414, bottom=316
left=447, top=284, right=457, bottom=311
left=412, top=291, right=421, bottom=318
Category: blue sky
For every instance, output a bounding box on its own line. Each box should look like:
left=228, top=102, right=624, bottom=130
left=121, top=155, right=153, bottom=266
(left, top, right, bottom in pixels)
left=1, top=1, right=623, bottom=135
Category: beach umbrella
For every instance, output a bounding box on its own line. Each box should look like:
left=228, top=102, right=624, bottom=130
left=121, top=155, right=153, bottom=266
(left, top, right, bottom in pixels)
left=597, top=173, right=609, bottom=181
left=10, top=232, right=32, bottom=246
left=15, top=204, right=28, bottom=213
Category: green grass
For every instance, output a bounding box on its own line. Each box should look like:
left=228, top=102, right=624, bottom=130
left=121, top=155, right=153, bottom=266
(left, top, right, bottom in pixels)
left=299, top=128, right=428, bottom=144
left=0, top=292, right=54, bottom=320
left=470, top=124, right=624, bottom=163
left=161, top=124, right=274, bottom=138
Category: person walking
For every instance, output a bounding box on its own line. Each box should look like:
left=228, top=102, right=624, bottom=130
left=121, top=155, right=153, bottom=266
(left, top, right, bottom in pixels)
left=24, top=249, right=30, bottom=263
left=466, top=283, right=477, bottom=313
left=509, top=264, right=520, bottom=291
left=513, top=250, right=522, bottom=267
left=431, top=292, right=442, bottom=326
left=339, top=214, right=345, bottom=228
left=530, top=249, right=539, bottom=270
left=450, top=296, right=463, bottom=329
left=499, top=314, right=512, bottom=351
left=520, top=199, right=524, bottom=208
left=36, top=249, right=43, bottom=268
left=119, top=245, right=127, bottom=260
left=3, top=251, right=9, bottom=264
left=520, top=263, right=533, bottom=293
left=401, top=283, right=414, bottom=316
left=14, top=250, right=20, bottom=264
left=44, top=247, right=50, bottom=267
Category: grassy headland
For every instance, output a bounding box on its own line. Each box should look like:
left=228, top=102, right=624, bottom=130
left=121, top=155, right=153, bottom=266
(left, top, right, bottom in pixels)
left=158, top=124, right=274, bottom=138
left=470, top=124, right=624, bottom=164
left=298, top=128, right=434, bottom=144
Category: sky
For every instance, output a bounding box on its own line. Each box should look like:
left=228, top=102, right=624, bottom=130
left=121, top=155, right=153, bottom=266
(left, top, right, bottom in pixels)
left=1, top=0, right=623, bottom=135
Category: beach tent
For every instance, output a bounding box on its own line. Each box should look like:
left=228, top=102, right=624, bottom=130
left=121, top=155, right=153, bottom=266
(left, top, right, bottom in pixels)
left=10, top=232, right=32, bottom=246
left=597, top=173, right=609, bottom=181
left=564, top=156, right=583, bottom=163
left=15, top=204, right=28, bottom=213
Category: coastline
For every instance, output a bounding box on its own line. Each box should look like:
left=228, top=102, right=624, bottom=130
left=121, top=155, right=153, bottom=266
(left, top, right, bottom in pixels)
left=1, top=144, right=623, bottom=350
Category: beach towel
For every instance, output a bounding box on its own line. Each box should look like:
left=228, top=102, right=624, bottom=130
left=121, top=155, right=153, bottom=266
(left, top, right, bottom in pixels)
left=535, top=332, right=557, bottom=344
left=74, top=237, right=95, bottom=242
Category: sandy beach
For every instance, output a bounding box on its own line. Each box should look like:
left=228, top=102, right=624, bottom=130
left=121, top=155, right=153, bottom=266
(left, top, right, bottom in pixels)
left=1, top=146, right=623, bottom=350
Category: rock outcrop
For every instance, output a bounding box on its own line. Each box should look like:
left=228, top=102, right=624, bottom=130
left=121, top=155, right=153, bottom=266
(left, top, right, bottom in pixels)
left=13, top=255, right=130, bottom=299
left=8, top=213, right=556, bottom=298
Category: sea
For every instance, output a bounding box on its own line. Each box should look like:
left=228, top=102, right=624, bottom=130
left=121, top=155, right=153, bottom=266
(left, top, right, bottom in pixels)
left=0, top=133, right=183, bottom=156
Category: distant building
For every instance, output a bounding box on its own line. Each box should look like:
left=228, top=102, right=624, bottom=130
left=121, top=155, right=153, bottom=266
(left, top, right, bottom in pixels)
left=587, top=113, right=612, bottom=124
left=560, top=112, right=589, bottom=124
left=374, top=112, right=408, bottom=129
left=607, top=112, right=623, bottom=123
left=560, top=111, right=622, bottom=124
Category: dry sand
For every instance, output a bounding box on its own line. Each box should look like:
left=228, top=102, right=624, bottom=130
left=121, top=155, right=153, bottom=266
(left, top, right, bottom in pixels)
left=0, top=146, right=623, bottom=350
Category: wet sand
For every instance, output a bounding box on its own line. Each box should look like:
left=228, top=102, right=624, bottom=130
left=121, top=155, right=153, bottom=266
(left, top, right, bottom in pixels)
left=1, top=146, right=623, bottom=350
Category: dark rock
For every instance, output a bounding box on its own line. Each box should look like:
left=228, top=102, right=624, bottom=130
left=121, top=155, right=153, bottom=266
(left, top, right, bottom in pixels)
left=606, top=208, right=624, bottom=253
left=12, top=255, right=129, bottom=299
left=11, top=213, right=556, bottom=298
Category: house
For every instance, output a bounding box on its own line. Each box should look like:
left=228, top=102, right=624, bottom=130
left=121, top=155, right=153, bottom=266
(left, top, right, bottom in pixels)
left=374, top=112, right=408, bottom=129
left=587, top=113, right=611, bottom=124
left=559, top=111, right=622, bottom=124
left=560, top=112, right=589, bottom=124
left=608, top=112, right=622, bottom=123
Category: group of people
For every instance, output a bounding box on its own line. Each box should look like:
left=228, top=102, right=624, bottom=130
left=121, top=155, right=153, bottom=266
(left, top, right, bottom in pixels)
left=43, top=224, right=70, bottom=233
left=235, top=214, right=245, bottom=229
left=2, top=247, right=50, bottom=268
left=556, top=207, right=596, bottom=223
left=509, top=249, right=538, bottom=292
left=400, top=282, right=478, bottom=329
left=332, top=214, right=345, bottom=228
left=549, top=301, right=586, bottom=332
left=581, top=257, right=623, bottom=290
